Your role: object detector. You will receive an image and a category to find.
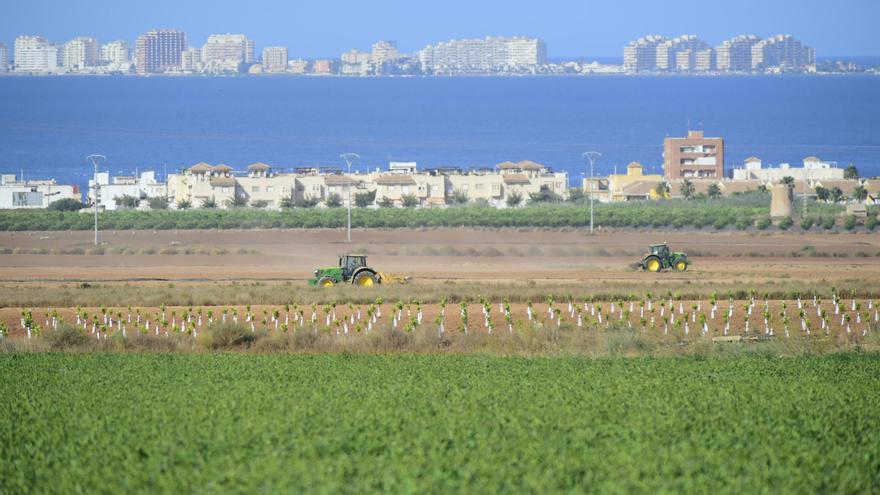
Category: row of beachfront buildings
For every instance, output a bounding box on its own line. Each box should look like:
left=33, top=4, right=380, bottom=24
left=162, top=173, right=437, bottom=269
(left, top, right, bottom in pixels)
left=1, top=157, right=878, bottom=211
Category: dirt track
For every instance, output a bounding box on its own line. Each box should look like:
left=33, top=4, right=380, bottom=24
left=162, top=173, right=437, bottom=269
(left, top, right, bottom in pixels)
left=1, top=228, right=878, bottom=284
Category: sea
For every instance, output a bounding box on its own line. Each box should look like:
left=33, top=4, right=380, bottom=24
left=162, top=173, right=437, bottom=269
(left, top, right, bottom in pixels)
left=1, top=75, right=879, bottom=190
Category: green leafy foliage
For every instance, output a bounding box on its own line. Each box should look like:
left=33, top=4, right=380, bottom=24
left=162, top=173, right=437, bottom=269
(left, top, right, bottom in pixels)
left=401, top=193, right=419, bottom=208
left=115, top=195, right=140, bottom=209
left=506, top=190, right=523, bottom=207
left=778, top=216, right=793, bottom=230
left=1, top=354, right=878, bottom=493
left=47, top=198, right=84, bottom=211
left=325, top=193, right=343, bottom=208
left=0, top=198, right=845, bottom=231
left=354, top=190, right=376, bottom=208
left=148, top=197, right=169, bottom=210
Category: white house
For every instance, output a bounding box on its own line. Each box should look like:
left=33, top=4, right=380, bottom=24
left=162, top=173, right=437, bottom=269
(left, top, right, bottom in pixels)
left=0, top=174, right=80, bottom=209
left=87, top=171, right=167, bottom=210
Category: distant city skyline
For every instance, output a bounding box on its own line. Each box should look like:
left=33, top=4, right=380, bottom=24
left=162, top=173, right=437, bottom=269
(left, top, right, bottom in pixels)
left=3, top=0, right=879, bottom=57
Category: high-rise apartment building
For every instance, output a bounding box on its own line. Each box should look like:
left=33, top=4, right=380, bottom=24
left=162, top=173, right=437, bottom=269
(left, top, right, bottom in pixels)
left=371, top=40, right=399, bottom=64
left=663, top=130, right=725, bottom=179
left=180, top=47, right=202, bottom=72
left=61, top=37, right=98, bottom=70
left=751, top=35, right=814, bottom=71
left=623, top=35, right=666, bottom=72
left=100, top=40, right=130, bottom=65
left=135, top=29, right=186, bottom=74
left=0, top=43, right=7, bottom=73
left=340, top=49, right=370, bottom=75
left=14, top=36, right=59, bottom=73
left=656, top=35, right=711, bottom=71
left=419, top=36, right=546, bottom=74
left=716, top=35, right=761, bottom=72
left=311, top=59, right=332, bottom=74
left=202, top=34, right=255, bottom=72
left=261, top=46, right=288, bottom=73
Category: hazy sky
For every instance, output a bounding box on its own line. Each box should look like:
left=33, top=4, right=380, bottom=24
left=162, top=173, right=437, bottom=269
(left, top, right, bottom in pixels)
left=3, top=0, right=878, bottom=57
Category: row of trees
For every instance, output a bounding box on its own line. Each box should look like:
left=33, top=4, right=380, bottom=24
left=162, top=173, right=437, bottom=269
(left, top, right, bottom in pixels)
left=0, top=200, right=823, bottom=231
left=655, top=176, right=870, bottom=204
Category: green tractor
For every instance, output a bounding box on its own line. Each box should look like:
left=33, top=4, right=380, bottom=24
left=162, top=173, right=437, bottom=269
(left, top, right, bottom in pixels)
left=308, top=254, right=400, bottom=287
left=635, top=243, right=689, bottom=272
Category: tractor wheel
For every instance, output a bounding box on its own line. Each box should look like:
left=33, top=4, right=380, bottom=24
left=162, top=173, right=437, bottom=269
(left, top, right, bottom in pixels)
left=318, top=276, right=335, bottom=287
left=644, top=256, right=662, bottom=273
left=673, top=259, right=688, bottom=272
left=353, top=271, right=378, bottom=287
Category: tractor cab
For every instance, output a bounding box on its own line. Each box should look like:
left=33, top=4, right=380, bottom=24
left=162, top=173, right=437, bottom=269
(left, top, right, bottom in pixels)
left=649, top=243, right=669, bottom=259
left=339, top=254, right=368, bottom=279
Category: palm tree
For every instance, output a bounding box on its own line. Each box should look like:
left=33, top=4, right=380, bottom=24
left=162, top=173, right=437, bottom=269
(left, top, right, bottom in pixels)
left=681, top=179, right=695, bottom=200
left=852, top=185, right=868, bottom=202
left=707, top=183, right=722, bottom=199
left=844, top=164, right=859, bottom=180
left=814, top=185, right=829, bottom=203
left=829, top=187, right=844, bottom=204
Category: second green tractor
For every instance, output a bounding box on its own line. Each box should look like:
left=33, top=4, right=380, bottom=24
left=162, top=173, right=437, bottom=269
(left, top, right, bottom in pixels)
left=635, top=243, right=689, bottom=272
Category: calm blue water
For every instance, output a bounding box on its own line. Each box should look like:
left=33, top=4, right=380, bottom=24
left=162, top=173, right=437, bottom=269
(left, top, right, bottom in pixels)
left=1, top=76, right=878, bottom=190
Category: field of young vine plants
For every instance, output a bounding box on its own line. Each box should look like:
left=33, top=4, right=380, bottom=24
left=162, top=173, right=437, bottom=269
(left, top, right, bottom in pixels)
left=1, top=353, right=878, bottom=493
left=3, top=287, right=879, bottom=356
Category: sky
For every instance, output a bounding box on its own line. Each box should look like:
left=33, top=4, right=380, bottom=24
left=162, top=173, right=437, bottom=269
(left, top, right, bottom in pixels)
left=2, top=0, right=878, bottom=58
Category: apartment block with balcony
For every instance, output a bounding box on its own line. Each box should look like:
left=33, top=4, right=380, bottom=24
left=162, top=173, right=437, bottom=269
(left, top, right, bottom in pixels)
left=61, top=37, right=99, bottom=71
left=716, top=35, right=761, bottom=72
left=202, top=34, right=255, bottom=73
left=14, top=35, right=60, bottom=73
left=418, top=36, right=546, bottom=74
left=261, top=47, right=288, bottom=73
left=751, top=35, right=815, bottom=72
left=663, top=130, right=724, bottom=179
left=656, top=35, right=711, bottom=71
left=135, top=29, right=186, bottom=74
left=623, top=35, right=666, bottom=72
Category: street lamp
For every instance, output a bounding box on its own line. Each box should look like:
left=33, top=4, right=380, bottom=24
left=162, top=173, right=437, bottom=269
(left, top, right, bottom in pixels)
left=340, top=153, right=360, bottom=243
left=582, top=151, right=601, bottom=235
left=86, top=154, right=106, bottom=246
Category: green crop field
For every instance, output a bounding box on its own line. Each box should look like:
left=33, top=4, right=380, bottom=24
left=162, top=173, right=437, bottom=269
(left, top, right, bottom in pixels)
left=2, top=353, right=878, bottom=494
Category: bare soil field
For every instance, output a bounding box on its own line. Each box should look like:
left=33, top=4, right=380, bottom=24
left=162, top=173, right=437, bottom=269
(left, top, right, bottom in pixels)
left=1, top=228, right=878, bottom=285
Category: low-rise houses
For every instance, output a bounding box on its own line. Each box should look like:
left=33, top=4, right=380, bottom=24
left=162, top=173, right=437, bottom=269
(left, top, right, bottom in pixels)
left=2, top=154, right=874, bottom=210
left=0, top=174, right=79, bottom=209
left=163, top=160, right=569, bottom=208
left=732, top=156, right=845, bottom=181
left=88, top=171, right=167, bottom=210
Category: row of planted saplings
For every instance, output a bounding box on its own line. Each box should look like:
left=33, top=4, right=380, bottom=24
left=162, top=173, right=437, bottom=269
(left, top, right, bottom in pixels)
left=6, top=289, right=878, bottom=341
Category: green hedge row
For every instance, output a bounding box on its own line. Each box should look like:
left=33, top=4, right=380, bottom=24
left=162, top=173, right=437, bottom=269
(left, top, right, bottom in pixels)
left=0, top=203, right=776, bottom=231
